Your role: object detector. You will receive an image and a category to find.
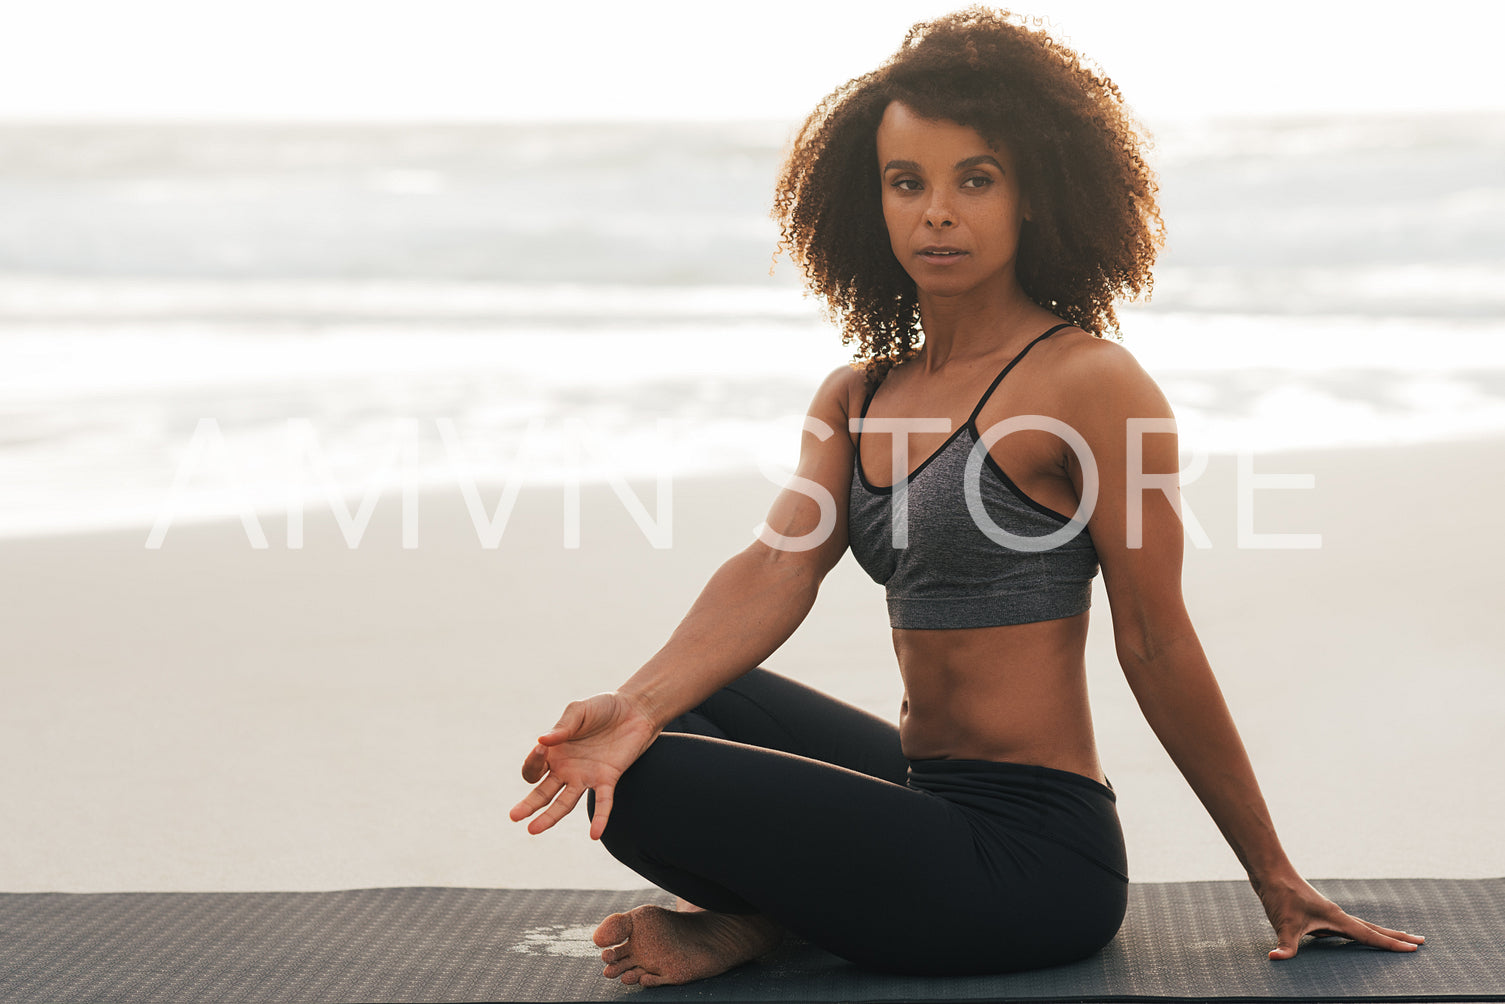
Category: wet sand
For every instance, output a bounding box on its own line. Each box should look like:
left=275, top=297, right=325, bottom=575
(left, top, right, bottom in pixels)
left=2, top=437, right=1501, bottom=892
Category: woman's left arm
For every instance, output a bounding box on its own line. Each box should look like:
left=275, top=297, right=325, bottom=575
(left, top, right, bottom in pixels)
left=1061, top=340, right=1424, bottom=960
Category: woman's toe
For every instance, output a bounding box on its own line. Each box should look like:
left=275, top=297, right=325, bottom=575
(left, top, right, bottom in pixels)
left=593, top=911, right=633, bottom=948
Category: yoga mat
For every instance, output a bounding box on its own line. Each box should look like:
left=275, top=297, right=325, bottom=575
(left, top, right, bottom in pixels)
left=1, top=879, right=1499, bottom=1003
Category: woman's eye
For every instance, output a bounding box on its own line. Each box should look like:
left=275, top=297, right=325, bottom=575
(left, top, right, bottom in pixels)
left=891, top=178, right=921, bottom=191
left=962, top=175, right=992, bottom=189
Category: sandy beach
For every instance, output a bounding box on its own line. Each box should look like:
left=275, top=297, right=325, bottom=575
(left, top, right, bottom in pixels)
left=2, top=436, right=1502, bottom=894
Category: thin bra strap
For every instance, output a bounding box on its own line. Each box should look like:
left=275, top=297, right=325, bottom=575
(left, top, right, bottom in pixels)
left=858, top=379, right=880, bottom=420
left=852, top=372, right=880, bottom=455
left=855, top=367, right=885, bottom=449
left=857, top=321, right=1072, bottom=436
left=964, top=322, right=1073, bottom=427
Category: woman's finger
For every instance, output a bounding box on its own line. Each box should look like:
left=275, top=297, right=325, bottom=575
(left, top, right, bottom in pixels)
left=521, top=744, right=548, bottom=784
left=1268, top=930, right=1301, bottom=960
left=1318, top=912, right=1419, bottom=953
left=589, top=784, right=614, bottom=841
left=528, top=782, right=585, bottom=835
left=1359, top=919, right=1425, bottom=945
left=1343, top=915, right=1423, bottom=952
left=1271, top=908, right=1341, bottom=959
left=1270, top=912, right=1423, bottom=961
left=508, top=773, right=564, bottom=824
left=538, top=701, right=588, bottom=746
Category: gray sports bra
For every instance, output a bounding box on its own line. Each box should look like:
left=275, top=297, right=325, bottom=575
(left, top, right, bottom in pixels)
left=848, top=324, right=1099, bottom=630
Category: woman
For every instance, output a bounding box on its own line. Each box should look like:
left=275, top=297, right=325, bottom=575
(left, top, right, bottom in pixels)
left=509, top=8, right=1424, bottom=987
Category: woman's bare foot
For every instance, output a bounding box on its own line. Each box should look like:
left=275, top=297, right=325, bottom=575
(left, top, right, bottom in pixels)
left=592, top=904, right=783, bottom=987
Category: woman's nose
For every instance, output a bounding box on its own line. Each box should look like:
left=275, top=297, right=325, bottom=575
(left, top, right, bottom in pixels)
left=924, top=194, right=955, bottom=228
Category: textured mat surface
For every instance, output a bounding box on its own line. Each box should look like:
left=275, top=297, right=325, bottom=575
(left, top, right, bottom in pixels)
left=1, top=879, right=1500, bottom=1003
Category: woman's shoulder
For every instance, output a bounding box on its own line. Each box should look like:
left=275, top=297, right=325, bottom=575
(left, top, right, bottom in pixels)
left=1046, top=328, right=1172, bottom=423
left=810, top=363, right=870, bottom=423
left=1045, top=325, right=1132, bottom=366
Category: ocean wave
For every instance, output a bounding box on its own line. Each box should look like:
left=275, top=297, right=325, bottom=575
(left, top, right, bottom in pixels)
left=2, top=263, right=1503, bottom=328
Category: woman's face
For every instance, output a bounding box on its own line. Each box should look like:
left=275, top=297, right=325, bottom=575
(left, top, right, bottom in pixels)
left=876, top=101, right=1029, bottom=300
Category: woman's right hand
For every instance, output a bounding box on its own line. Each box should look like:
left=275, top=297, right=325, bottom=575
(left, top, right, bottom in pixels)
left=507, top=692, right=662, bottom=840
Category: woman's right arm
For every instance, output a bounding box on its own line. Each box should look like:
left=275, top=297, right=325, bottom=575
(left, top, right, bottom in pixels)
left=509, top=365, right=863, bottom=838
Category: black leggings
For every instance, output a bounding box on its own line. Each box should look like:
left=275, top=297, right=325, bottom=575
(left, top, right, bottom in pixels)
left=587, top=668, right=1129, bottom=976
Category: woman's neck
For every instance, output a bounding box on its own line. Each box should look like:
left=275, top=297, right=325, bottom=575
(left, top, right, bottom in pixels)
left=914, top=283, right=1048, bottom=374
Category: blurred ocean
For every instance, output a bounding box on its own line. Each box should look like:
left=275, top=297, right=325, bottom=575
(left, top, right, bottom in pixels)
left=2, top=114, right=1503, bottom=538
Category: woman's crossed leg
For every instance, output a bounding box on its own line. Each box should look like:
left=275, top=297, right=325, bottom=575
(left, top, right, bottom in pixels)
left=585, top=668, right=1020, bottom=985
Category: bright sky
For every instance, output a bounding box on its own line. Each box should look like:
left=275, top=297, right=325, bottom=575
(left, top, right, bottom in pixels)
left=3, top=1, right=1502, bottom=124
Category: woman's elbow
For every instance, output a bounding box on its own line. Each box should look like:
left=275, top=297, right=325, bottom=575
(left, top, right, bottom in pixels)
left=747, top=524, right=847, bottom=581
left=1111, top=606, right=1198, bottom=678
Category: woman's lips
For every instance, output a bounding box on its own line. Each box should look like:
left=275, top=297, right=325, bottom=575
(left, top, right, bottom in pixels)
left=917, top=248, right=968, bottom=265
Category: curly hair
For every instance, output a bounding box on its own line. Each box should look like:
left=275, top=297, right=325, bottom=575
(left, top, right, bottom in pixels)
left=773, top=7, right=1164, bottom=382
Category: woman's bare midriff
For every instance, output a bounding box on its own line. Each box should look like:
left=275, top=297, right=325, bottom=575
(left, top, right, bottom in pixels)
left=894, top=610, right=1105, bottom=785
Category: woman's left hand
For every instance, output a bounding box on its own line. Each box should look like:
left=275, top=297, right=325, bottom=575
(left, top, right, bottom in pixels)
left=1255, top=872, right=1425, bottom=960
